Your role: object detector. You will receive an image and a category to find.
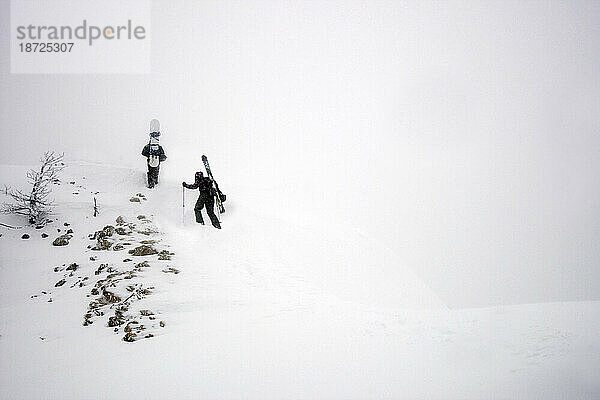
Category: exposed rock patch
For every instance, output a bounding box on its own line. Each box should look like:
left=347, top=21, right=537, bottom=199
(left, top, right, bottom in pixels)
left=128, top=245, right=158, bottom=256
left=158, top=250, right=175, bottom=260
left=53, top=234, right=72, bottom=246
left=66, top=263, right=78, bottom=271
left=162, top=267, right=180, bottom=274
left=35, top=212, right=178, bottom=343
left=92, top=238, right=113, bottom=251
left=115, top=227, right=130, bottom=235
left=112, top=243, right=125, bottom=251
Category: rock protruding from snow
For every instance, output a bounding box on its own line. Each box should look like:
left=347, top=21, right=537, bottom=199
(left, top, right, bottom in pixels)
left=52, top=234, right=72, bottom=246
left=128, top=245, right=158, bottom=256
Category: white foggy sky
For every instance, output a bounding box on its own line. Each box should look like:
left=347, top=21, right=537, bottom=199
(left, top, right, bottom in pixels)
left=0, top=0, right=599, bottom=307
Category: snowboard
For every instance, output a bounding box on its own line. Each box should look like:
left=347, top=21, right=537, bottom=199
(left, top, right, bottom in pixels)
left=148, top=119, right=161, bottom=167
left=202, top=155, right=225, bottom=214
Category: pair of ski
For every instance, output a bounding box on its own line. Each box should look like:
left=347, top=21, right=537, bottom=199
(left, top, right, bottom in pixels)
left=202, top=155, right=225, bottom=215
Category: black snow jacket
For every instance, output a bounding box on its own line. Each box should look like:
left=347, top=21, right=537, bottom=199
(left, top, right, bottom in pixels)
left=141, top=144, right=167, bottom=163
left=183, top=173, right=226, bottom=201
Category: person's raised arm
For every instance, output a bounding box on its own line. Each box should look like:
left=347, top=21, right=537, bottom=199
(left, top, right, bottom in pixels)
left=182, top=175, right=199, bottom=189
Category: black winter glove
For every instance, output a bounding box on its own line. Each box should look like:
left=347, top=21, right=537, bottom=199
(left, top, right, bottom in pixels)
left=182, top=182, right=186, bottom=188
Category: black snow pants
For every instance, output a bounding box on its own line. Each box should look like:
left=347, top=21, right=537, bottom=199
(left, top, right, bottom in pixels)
left=194, top=195, right=221, bottom=229
left=147, top=166, right=160, bottom=188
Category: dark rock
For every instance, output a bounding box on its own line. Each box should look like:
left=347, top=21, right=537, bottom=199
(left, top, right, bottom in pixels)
left=159, top=321, right=165, bottom=328
left=102, top=289, right=121, bottom=303
left=52, top=234, right=72, bottom=246
left=158, top=250, right=174, bottom=260
left=108, top=315, right=125, bottom=327
left=116, top=216, right=125, bottom=225
left=129, top=197, right=141, bottom=203
left=89, top=256, right=97, bottom=261
left=137, top=215, right=146, bottom=220
left=21, top=234, right=30, bottom=239
left=64, top=222, right=70, bottom=226
left=112, top=243, right=125, bottom=251
left=135, top=261, right=151, bottom=269
left=140, top=310, right=154, bottom=316
left=91, top=288, right=99, bottom=295
left=128, top=245, right=158, bottom=256
left=94, top=264, right=107, bottom=275
left=123, top=271, right=136, bottom=279
left=136, top=229, right=156, bottom=236
left=124, top=321, right=138, bottom=333
left=66, top=229, right=73, bottom=234
left=90, top=225, right=115, bottom=241
left=92, top=238, right=112, bottom=250
left=41, top=233, right=48, bottom=238
left=66, top=263, right=78, bottom=271
left=162, top=267, right=180, bottom=274
left=115, top=227, right=129, bottom=235
left=123, top=258, right=132, bottom=262
left=55, top=279, right=66, bottom=287
left=123, top=332, right=136, bottom=342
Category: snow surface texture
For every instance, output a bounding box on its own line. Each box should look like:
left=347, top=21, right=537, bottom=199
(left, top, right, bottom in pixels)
left=1, top=162, right=598, bottom=399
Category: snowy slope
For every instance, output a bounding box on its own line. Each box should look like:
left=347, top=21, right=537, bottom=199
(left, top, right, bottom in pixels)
left=1, top=161, right=599, bottom=399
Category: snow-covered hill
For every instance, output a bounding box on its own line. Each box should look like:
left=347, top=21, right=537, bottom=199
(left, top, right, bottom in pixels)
left=1, top=161, right=598, bottom=399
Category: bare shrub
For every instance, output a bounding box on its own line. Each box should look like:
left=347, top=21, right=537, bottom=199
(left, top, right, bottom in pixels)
left=1, top=152, right=65, bottom=226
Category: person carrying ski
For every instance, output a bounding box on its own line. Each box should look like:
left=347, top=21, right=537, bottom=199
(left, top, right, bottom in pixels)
left=141, top=119, right=167, bottom=188
left=182, top=171, right=224, bottom=229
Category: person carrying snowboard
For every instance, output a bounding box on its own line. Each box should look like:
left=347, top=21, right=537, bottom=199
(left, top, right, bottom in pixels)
left=182, top=171, right=224, bottom=229
left=141, top=119, right=167, bottom=188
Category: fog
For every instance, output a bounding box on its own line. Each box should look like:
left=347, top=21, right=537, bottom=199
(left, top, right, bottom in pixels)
left=1, top=0, right=599, bottom=307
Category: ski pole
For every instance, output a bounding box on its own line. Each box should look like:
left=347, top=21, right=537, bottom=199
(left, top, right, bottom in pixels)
left=182, top=186, right=185, bottom=225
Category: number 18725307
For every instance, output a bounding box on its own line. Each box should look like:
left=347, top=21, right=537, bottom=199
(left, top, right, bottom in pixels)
left=19, top=42, right=74, bottom=53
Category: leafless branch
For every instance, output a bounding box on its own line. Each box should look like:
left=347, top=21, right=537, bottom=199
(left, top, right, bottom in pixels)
left=1, top=152, right=65, bottom=226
